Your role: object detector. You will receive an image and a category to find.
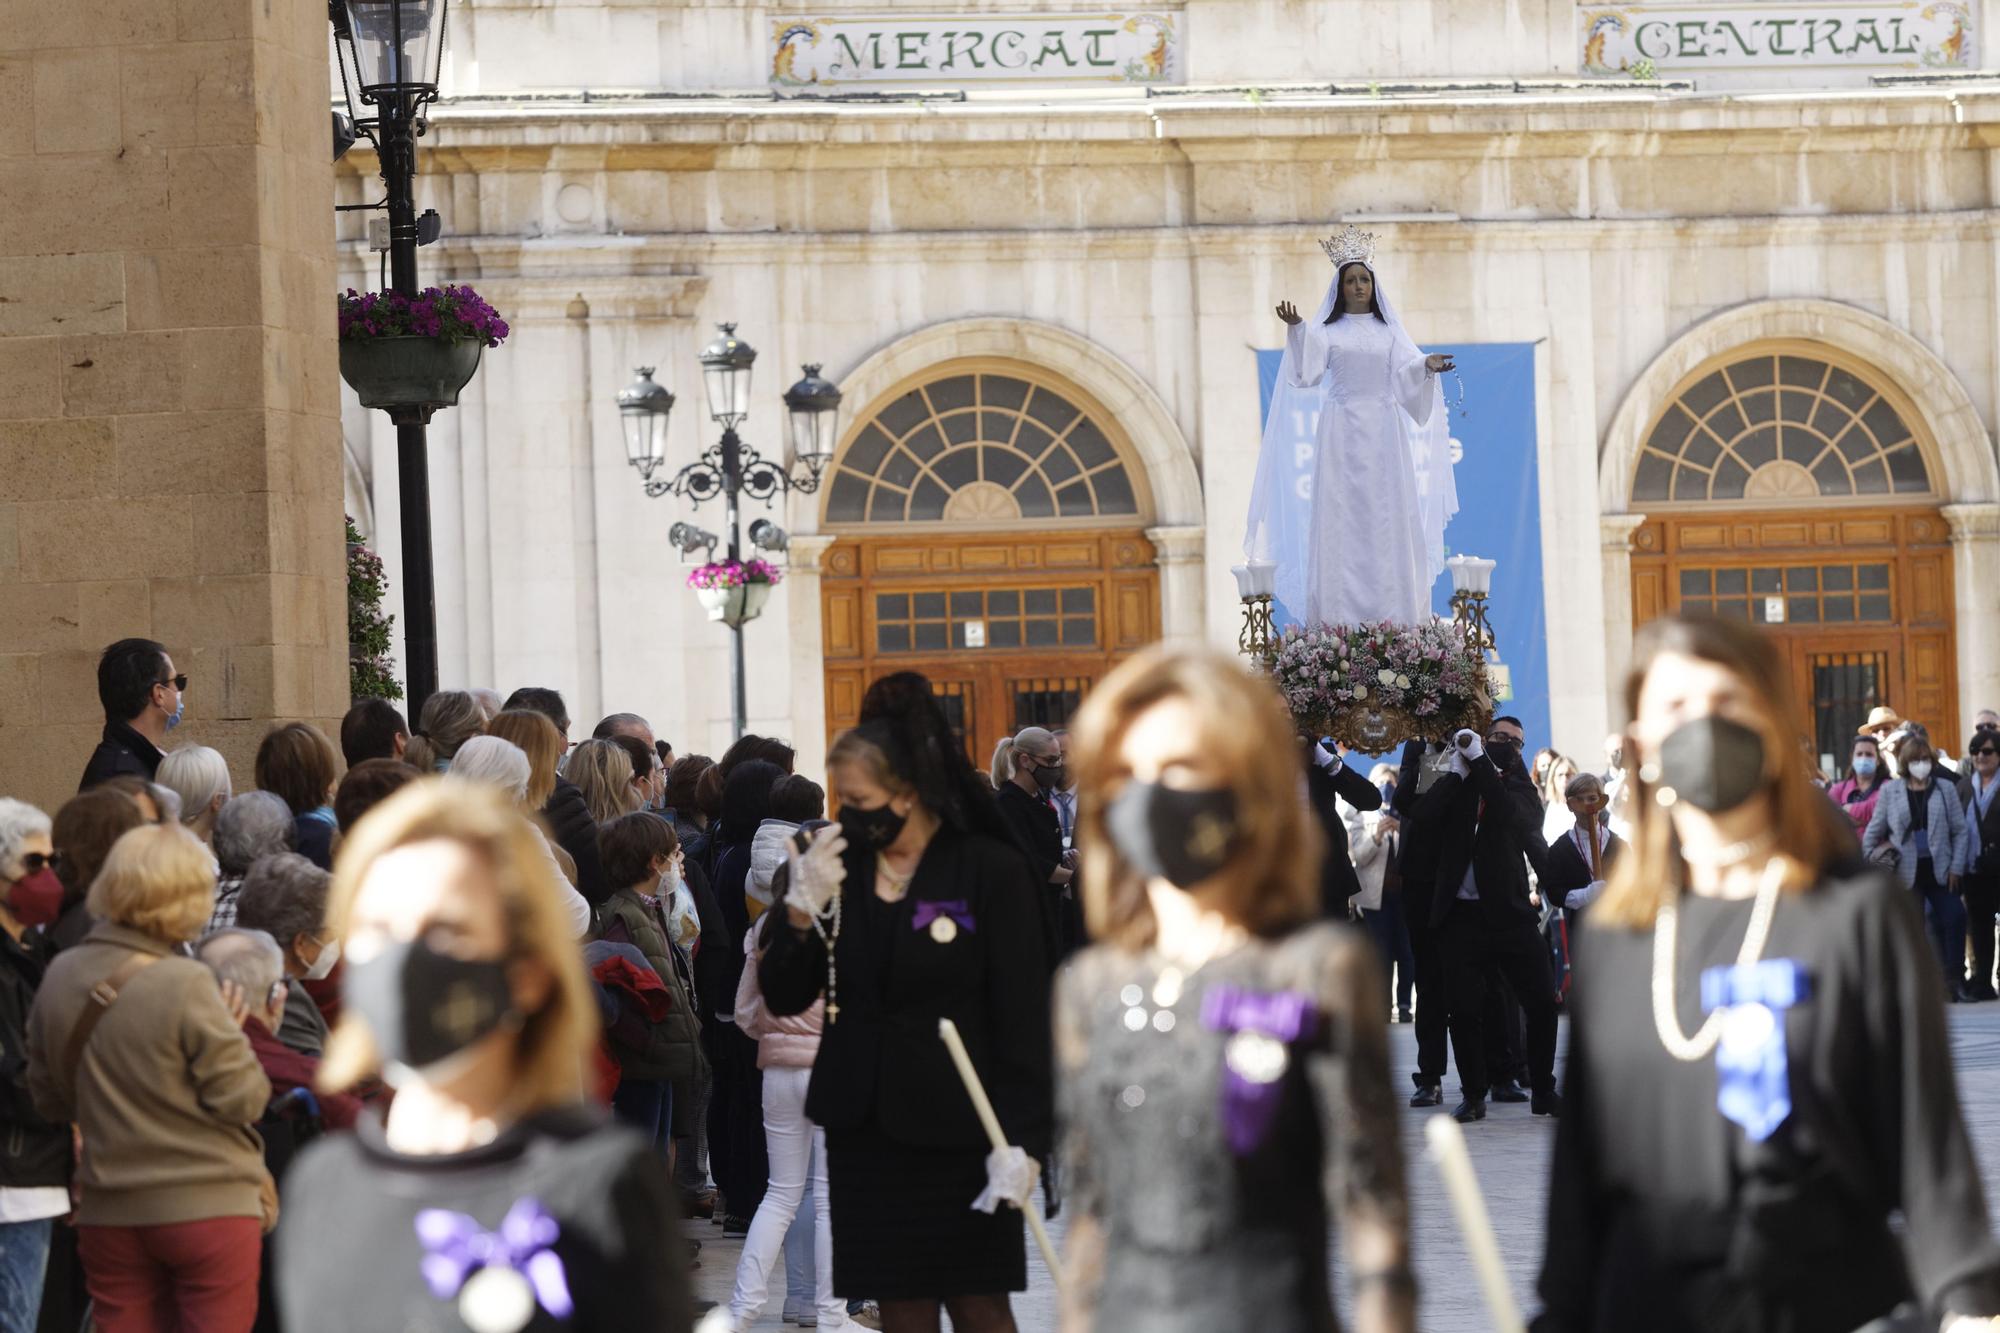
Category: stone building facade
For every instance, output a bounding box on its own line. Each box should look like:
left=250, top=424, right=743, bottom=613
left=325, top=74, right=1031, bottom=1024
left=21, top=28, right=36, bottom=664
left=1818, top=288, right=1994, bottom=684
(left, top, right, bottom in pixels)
left=342, top=0, right=2000, bottom=776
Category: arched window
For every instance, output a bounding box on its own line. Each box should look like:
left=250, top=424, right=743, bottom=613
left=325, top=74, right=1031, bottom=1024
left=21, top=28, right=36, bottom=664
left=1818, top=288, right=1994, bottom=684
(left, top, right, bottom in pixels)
left=825, top=369, right=1143, bottom=525
left=1632, top=348, right=1934, bottom=503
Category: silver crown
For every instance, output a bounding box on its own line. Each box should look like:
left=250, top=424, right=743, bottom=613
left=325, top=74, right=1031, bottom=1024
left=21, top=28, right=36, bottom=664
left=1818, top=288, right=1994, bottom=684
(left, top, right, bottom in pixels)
left=1319, top=225, right=1377, bottom=268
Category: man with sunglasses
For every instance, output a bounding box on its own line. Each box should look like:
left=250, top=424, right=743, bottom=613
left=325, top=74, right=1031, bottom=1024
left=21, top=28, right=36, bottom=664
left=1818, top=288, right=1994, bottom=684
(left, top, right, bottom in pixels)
left=78, top=639, right=185, bottom=793
left=1960, top=730, right=2000, bottom=1000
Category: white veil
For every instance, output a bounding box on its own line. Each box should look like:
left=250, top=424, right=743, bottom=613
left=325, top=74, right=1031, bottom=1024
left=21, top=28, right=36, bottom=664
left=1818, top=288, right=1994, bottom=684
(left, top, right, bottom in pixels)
left=1243, top=260, right=1458, bottom=624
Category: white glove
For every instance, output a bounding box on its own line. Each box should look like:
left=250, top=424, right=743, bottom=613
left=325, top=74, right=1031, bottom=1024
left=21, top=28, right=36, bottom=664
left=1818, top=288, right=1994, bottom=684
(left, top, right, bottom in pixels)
left=1311, top=741, right=1338, bottom=771
left=1454, top=729, right=1485, bottom=762
left=783, top=826, right=849, bottom=917
left=1565, top=879, right=1606, bottom=912
left=970, top=1146, right=1040, bottom=1215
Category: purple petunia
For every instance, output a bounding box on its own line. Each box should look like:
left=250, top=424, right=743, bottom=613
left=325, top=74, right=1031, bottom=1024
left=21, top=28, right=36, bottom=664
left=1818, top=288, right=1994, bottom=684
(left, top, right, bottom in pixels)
left=337, top=285, right=511, bottom=348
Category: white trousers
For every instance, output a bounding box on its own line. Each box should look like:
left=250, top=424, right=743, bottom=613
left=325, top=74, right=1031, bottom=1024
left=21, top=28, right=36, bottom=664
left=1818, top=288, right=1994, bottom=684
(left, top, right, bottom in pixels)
left=726, top=1066, right=844, bottom=1326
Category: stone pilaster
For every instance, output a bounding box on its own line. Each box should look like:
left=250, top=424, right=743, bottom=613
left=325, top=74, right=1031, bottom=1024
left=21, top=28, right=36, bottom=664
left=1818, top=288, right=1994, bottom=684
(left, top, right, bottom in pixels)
left=0, top=0, right=345, bottom=809
left=1944, top=502, right=2000, bottom=729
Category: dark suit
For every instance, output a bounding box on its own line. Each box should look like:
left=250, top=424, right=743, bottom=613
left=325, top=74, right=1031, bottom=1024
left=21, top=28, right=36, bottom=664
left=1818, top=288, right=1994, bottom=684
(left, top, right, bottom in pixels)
left=1962, top=776, right=2000, bottom=993
left=1393, top=740, right=1450, bottom=1087
left=1426, top=749, right=1558, bottom=1099
left=1305, top=749, right=1383, bottom=917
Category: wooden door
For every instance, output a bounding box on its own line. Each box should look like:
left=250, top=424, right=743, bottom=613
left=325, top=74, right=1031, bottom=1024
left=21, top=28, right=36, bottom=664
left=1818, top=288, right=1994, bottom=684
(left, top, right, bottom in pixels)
left=1629, top=507, right=1958, bottom=761
left=821, top=529, right=1161, bottom=766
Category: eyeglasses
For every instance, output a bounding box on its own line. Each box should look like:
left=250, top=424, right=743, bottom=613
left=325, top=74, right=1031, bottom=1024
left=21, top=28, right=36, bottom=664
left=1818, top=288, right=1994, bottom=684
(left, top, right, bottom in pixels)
left=157, top=674, right=188, bottom=693
left=1973, top=748, right=2000, bottom=758
left=17, top=853, right=62, bottom=874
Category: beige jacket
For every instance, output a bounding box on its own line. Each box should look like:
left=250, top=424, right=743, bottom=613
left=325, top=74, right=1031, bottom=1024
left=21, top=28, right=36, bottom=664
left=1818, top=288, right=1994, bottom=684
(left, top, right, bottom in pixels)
left=27, top=922, right=272, bottom=1227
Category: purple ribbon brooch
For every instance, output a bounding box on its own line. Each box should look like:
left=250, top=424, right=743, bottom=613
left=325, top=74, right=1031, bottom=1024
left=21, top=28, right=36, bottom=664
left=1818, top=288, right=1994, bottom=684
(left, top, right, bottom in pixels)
left=1200, top=984, right=1319, bottom=1156
left=912, top=899, right=975, bottom=944
left=416, top=1197, right=574, bottom=1333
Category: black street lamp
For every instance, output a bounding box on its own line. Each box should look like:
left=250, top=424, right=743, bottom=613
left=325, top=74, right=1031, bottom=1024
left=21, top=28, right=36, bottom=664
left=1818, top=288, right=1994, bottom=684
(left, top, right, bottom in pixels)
left=621, top=331, right=843, bottom=739
left=331, top=0, right=449, bottom=716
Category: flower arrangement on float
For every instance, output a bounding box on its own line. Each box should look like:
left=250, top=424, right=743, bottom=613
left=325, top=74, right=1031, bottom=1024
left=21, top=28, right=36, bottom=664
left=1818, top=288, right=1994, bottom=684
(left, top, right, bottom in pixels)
left=686, top=559, right=783, bottom=627
left=1270, top=618, right=1492, bottom=751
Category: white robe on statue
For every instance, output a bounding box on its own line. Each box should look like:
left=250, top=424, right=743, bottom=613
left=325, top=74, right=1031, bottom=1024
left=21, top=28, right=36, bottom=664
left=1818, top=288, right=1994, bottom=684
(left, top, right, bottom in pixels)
left=1244, top=259, right=1457, bottom=629
left=1285, top=314, right=1437, bottom=626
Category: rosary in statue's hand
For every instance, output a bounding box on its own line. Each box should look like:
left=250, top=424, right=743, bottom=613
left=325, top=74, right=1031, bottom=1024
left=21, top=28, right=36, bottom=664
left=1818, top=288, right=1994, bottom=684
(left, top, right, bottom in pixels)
left=1426, top=353, right=1456, bottom=374
left=1276, top=301, right=1302, bottom=326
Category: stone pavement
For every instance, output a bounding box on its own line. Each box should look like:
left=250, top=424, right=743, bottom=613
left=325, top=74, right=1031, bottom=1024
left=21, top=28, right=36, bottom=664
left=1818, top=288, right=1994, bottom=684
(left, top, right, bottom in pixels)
left=690, top=1008, right=2000, bottom=1330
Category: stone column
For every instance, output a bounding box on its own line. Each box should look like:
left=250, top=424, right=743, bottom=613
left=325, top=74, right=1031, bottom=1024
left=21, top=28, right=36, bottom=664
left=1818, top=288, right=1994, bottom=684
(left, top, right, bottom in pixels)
left=1145, top=524, right=1208, bottom=646
left=786, top=533, right=837, bottom=780
left=1597, top=514, right=1648, bottom=724
left=1944, top=502, right=2000, bottom=726
left=0, top=0, right=345, bottom=810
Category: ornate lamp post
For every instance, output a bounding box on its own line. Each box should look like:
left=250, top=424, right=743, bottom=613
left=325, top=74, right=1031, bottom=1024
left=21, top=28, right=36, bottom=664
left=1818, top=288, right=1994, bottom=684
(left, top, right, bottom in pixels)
left=1230, top=560, right=1278, bottom=663
left=620, top=333, right=843, bottom=739
left=331, top=0, right=449, bottom=713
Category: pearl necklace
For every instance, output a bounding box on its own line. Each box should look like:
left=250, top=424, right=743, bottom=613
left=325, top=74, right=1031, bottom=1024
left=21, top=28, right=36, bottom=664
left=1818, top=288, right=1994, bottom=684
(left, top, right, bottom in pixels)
left=1651, top=858, right=1785, bottom=1063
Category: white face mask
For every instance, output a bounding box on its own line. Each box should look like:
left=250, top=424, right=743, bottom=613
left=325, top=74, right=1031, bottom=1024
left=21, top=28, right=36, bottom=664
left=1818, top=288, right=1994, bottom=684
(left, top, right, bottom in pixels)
left=1907, top=760, right=1934, bottom=783
left=302, top=937, right=341, bottom=982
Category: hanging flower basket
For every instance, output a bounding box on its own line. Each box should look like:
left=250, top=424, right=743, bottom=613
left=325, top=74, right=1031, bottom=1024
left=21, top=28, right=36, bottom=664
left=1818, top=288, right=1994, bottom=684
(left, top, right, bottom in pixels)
left=336, top=286, right=510, bottom=415
left=1269, top=619, right=1493, bottom=750
left=688, top=559, right=782, bottom=629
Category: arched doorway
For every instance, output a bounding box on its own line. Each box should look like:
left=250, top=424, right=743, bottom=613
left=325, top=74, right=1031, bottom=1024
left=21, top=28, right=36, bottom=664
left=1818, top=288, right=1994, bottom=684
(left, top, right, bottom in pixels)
left=819, top=360, right=1162, bottom=764
left=1625, top=340, right=1958, bottom=771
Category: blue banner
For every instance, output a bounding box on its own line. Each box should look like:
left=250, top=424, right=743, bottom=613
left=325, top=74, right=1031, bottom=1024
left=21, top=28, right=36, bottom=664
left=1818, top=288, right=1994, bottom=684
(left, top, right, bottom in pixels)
left=1254, top=342, right=1549, bottom=752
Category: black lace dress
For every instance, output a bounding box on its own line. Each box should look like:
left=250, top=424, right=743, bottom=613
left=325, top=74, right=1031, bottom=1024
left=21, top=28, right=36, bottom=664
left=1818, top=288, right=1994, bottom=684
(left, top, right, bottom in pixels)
left=1056, top=920, right=1407, bottom=1333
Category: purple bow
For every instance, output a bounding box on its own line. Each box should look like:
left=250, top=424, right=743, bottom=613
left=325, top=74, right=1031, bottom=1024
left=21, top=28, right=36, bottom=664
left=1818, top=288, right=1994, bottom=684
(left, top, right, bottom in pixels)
left=1201, top=984, right=1320, bottom=1156
left=415, top=1197, right=574, bottom=1320
left=912, top=899, right=976, bottom=934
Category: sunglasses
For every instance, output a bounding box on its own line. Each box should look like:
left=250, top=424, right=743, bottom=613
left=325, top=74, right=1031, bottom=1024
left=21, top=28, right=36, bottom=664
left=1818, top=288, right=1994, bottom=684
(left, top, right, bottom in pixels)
left=157, top=674, right=188, bottom=693
left=17, top=852, right=62, bottom=874
left=1973, top=748, right=2000, bottom=758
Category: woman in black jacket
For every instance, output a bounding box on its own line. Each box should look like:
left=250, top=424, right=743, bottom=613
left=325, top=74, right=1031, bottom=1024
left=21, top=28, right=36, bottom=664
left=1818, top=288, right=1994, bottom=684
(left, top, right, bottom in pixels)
left=707, top=760, right=785, bottom=1232
left=763, top=709, right=1052, bottom=1332
left=0, top=800, right=75, bottom=1331
left=990, top=727, right=1073, bottom=960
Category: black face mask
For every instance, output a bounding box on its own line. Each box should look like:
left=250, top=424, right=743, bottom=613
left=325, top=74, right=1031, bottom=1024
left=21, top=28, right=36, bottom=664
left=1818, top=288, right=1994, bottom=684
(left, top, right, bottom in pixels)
left=342, top=938, right=516, bottom=1075
left=1654, top=715, right=1768, bottom=815
left=1105, top=780, right=1239, bottom=889
left=840, top=800, right=908, bottom=851
left=1030, top=760, right=1065, bottom=792
left=1485, top=738, right=1523, bottom=771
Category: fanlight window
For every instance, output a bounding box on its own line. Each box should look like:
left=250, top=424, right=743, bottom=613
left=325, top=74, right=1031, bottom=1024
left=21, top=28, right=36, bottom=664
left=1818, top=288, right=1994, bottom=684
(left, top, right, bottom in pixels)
left=826, top=372, right=1140, bottom=524
left=1633, top=351, right=1933, bottom=503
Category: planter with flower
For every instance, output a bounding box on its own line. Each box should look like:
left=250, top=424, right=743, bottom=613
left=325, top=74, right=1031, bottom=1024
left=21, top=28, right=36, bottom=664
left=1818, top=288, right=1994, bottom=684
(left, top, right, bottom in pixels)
left=687, top=559, right=783, bottom=628
left=1269, top=618, right=1493, bottom=751
left=337, top=286, right=511, bottom=420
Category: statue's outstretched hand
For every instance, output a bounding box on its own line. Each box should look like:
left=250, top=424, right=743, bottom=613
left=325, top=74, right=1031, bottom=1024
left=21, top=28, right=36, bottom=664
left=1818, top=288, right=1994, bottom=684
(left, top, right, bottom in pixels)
left=1425, top=353, right=1456, bottom=374
left=1276, top=301, right=1302, bottom=326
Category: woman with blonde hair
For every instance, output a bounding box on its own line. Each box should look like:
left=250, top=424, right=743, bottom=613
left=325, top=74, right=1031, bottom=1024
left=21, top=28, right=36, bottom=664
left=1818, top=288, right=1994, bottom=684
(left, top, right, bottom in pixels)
left=1535, top=614, right=2000, bottom=1332
left=27, top=823, right=272, bottom=1331
left=1054, top=647, right=1411, bottom=1333
left=484, top=709, right=565, bottom=812
left=990, top=727, right=1075, bottom=960
left=156, top=745, right=232, bottom=849
left=567, top=738, right=639, bottom=826
left=1539, top=753, right=1581, bottom=848
left=448, top=737, right=593, bottom=939
left=274, top=781, right=692, bottom=1332
left=400, top=689, right=484, bottom=773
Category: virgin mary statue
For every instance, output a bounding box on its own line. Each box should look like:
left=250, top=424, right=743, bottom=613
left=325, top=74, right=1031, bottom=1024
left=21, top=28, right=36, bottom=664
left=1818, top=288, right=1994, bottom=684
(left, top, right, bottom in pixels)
left=1243, top=227, right=1458, bottom=628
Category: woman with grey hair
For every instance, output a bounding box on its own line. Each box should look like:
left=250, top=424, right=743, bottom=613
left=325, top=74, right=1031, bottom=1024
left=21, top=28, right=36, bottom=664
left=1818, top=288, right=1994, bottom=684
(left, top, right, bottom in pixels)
left=450, top=737, right=594, bottom=937
left=234, top=853, right=337, bottom=1057
left=402, top=689, right=485, bottom=773
left=157, top=746, right=232, bottom=850
left=209, top=792, right=294, bottom=932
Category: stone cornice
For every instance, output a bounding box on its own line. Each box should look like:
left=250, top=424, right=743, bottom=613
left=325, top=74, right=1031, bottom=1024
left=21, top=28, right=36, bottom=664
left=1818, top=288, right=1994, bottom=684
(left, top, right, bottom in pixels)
left=342, top=209, right=2000, bottom=270
left=338, top=83, right=2000, bottom=167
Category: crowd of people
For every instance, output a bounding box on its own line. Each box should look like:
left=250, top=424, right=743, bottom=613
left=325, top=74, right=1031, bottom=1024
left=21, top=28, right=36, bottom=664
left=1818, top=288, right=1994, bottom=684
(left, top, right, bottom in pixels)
left=2, top=627, right=1998, bottom=1331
